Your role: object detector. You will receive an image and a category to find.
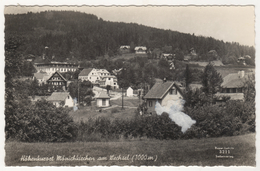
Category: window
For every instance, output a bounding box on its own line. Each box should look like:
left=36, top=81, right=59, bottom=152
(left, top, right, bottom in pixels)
left=68, top=96, right=70, bottom=99
left=170, top=88, right=177, bottom=95
left=149, top=101, right=153, bottom=107
left=114, top=83, right=116, bottom=85
left=108, top=78, right=111, bottom=80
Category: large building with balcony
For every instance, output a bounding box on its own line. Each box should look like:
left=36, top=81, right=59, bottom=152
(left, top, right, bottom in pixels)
left=34, top=62, right=79, bottom=74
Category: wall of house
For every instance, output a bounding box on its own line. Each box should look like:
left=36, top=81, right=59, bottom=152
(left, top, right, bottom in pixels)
left=96, top=98, right=110, bottom=107
left=146, top=99, right=162, bottom=114
left=161, top=88, right=183, bottom=106
left=65, top=96, right=74, bottom=107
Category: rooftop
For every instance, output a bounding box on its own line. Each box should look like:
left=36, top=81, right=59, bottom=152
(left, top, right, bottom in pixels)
left=79, top=68, right=93, bottom=77
left=47, top=92, right=70, bottom=101
left=144, top=81, right=175, bottom=99
left=96, top=91, right=110, bottom=99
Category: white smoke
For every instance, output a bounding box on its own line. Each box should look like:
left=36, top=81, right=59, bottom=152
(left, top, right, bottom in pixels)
left=155, top=100, right=196, bottom=133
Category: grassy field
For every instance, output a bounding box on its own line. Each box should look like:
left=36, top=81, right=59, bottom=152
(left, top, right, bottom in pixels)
left=110, top=97, right=141, bottom=107
left=69, top=106, right=137, bottom=123
left=5, top=133, right=255, bottom=166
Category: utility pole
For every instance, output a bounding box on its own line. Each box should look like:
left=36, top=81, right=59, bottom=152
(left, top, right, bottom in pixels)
left=78, top=79, right=80, bottom=105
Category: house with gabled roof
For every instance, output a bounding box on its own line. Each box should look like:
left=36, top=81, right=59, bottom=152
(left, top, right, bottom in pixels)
left=143, top=81, right=184, bottom=114
left=96, top=91, right=110, bottom=107
left=215, top=70, right=249, bottom=101
left=134, top=46, right=147, bottom=54
left=119, top=45, right=131, bottom=53
left=47, top=71, right=67, bottom=91
left=33, top=72, right=50, bottom=85
left=47, top=92, right=74, bottom=107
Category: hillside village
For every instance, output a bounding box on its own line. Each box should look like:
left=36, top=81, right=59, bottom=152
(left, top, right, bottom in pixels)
left=5, top=10, right=255, bottom=154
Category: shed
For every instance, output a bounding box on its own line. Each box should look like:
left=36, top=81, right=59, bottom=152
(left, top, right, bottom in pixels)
left=96, top=91, right=110, bottom=107
left=126, top=87, right=134, bottom=97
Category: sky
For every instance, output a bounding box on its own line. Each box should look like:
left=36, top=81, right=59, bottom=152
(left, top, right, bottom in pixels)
left=4, top=5, right=255, bottom=47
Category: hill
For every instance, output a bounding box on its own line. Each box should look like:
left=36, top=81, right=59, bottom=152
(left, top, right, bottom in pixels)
left=5, top=11, right=255, bottom=65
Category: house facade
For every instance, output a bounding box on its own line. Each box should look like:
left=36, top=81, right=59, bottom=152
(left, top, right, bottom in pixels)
left=126, top=87, right=133, bottom=97
left=134, top=46, right=147, bottom=54
left=47, top=71, right=67, bottom=91
left=119, top=45, right=131, bottom=53
left=34, top=62, right=78, bottom=75
left=47, top=92, right=74, bottom=107
left=78, top=68, right=119, bottom=89
left=96, top=91, right=110, bottom=107
left=143, top=81, right=184, bottom=114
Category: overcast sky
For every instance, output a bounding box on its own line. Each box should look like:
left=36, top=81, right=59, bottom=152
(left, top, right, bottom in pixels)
left=4, top=5, right=255, bottom=46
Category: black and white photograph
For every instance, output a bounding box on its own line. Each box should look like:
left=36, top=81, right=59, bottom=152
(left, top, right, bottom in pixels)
left=2, top=0, right=258, bottom=168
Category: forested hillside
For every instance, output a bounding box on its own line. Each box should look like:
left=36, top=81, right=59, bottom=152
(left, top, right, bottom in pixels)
left=5, top=10, right=255, bottom=64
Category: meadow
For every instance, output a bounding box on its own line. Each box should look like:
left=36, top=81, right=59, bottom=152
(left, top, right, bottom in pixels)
left=5, top=133, right=255, bottom=166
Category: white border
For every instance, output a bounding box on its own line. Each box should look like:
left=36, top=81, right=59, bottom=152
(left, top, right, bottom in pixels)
left=0, top=1, right=259, bottom=171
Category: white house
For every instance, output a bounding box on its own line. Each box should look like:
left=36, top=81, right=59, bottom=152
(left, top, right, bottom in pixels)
left=134, top=46, right=147, bottom=54
left=34, top=61, right=78, bottom=75
left=126, top=87, right=133, bottom=97
left=96, top=91, right=110, bottom=107
left=143, top=81, right=184, bottom=114
left=78, top=68, right=119, bottom=89
left=47, top=92, right=74, bottom=107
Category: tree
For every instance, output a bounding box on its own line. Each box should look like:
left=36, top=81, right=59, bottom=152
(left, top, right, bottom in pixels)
left=201, top=63, right=223, bottom=104
left=184, top=64, right=192, bottom=90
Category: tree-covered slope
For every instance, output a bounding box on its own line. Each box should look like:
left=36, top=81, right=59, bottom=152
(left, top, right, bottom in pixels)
left=5, top=10, right=255, bottom=64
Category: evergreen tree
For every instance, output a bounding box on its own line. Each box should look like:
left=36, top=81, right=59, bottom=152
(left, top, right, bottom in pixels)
left=201, top=63, right=223, bottom=104
left=184, top=64, right=192, bottom=90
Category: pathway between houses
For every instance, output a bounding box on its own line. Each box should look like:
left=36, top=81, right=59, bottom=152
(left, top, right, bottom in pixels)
left=95, top=105, right=137, bottom=111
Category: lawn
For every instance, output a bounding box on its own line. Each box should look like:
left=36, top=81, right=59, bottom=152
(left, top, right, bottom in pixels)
left=69, top=106, right=137, bottom=123
left=5, top=133, right=255, bottom=166
left=110, top=97, right=141, bottom=107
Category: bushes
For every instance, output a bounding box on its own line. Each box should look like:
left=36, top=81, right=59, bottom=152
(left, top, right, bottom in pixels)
left=76, top=113, right=182, bottom=141
left=183, top=100, right=255, bottom=139
left=7, top=99, right=78, bottom=142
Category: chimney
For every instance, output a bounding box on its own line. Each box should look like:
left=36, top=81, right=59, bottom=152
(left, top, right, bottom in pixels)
left=163, top=78, right=167, bottom=83
left=238, top=70, right=245, bottom=78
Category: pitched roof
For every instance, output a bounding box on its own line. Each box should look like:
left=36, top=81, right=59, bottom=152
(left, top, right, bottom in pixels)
left=34, top=72, right=48, bottom=79
left=221, top=73, right=244, bottom=88
left=96, top=91, right=110, bottom=99
left=47, top=92, right=70, bottom=101
left=134, top=46, right=147, bottom=51
left=144, top=81, right=182, bottom=99
left=79, top=68, right=93, bottom=77
left=47, top=71, right=67, bottom=82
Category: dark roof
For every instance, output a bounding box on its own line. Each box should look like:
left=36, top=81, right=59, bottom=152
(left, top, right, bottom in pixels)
left=144, top=81, right=183, bottom=99
left=96, top=91, right=110, bottom=99
left=47, top=71, right=67, bottom=82
left=47, top=92, right=70, bottom=101
left=79, top=68, right=93, bottom=77
left=215, top=93, right=244, bottom=100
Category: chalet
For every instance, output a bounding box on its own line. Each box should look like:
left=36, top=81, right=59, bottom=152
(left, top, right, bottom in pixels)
left=134, top=46, right=147, bottom=54
left=143, top=81, right=184, bottom=114
left=47, top=71, right=67, bottom=91
left=119, top=45, right=131, bottom=53
left=78, top=68, right=118, bottom=89
left=96, top=91, right=110, bottom=107
left=237, top=57, right=246, bottom=65
left=215, top=70, right=247, bottom=101
left=33, top=72, right=50, bottom=85
left=47, top=92, right=74, bottom=107
left=34, top=62, right=78, bottom=74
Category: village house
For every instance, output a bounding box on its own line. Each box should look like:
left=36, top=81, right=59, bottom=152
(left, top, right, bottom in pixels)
left=119, top=45, right=131, bottom=53
left=143, top=81, right=184, bottom=114
left=47, top=92, right=74, bottom=107
left=78, top=68, right=119, bottom=89
left=34, top=61, right=79, bottom=75
left=126, top=87, right=133, bottom=97
left=47, top=71, right=67, bottom=91
left=96, top=91, right=110, bottom=107
left=33, top=72, right=50, bottom=85
left=134, top=46, right=147, bottom=54
left=215, top=70, right=248, bottom=102
left=161, top=53, right=174, bottom=60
